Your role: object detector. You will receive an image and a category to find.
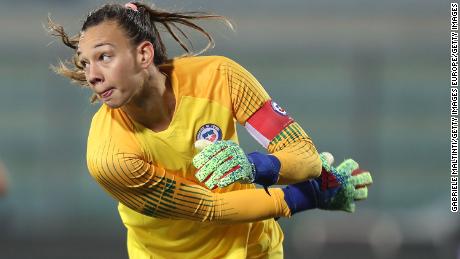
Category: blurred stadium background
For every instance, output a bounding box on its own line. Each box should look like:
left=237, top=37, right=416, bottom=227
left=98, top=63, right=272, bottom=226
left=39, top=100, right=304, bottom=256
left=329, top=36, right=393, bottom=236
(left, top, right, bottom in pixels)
left=0, top=0, right=456, bottom=258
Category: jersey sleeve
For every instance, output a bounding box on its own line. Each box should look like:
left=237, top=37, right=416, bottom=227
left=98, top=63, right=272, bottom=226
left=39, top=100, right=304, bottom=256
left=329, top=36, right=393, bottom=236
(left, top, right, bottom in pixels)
left=268, top=122, right=321, bottom=183
left=218, top=58, right=270, bottom=125
left=86, top=137, right=290, bottom=223
left=220, top=58, right=321, bottom=182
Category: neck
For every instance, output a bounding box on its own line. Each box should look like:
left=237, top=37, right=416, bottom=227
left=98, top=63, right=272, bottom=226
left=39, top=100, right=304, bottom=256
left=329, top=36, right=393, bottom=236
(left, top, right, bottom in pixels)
left=122, top=67, right=175, bottom=132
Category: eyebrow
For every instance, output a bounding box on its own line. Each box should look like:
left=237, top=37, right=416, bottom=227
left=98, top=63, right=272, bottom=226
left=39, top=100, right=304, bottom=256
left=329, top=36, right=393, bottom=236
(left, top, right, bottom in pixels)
left=77, top=42, right=115, bottom=56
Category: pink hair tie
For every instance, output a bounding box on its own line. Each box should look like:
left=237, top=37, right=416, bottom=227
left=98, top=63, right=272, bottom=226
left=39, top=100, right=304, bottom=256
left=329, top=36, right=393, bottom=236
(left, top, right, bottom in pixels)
left=124, top=2, right=139, bottom=12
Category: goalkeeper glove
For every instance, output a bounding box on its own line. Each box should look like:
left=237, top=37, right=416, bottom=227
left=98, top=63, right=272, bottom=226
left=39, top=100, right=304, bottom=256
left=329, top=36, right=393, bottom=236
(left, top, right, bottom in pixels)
left=282, top=152, right=372, bottom=213
left=193, top=140, right=280, bottom=189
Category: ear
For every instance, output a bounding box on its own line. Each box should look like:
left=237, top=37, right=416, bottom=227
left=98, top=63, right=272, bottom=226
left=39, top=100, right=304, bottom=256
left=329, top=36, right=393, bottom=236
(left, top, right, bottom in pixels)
left=136, top=41, right=155, bottom=68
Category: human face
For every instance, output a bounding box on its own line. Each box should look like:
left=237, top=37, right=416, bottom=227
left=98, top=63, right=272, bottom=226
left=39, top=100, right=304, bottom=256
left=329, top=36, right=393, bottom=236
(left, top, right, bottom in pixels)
left=77, top=21, right=143, bottom=108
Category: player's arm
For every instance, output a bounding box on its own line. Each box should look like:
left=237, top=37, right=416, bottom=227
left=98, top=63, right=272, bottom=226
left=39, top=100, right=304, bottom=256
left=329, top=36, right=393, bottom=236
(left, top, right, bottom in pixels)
left=227, top=59, right=322, bottom=185
left=194, top=58, right=321, bottom=190
left=88, top=139, right=371, bottom=221
left=87, top=141, right=292, bottom=223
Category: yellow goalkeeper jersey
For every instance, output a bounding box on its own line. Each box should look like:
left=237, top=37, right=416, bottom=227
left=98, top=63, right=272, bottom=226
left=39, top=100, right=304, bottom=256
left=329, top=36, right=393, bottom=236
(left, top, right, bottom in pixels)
left=86, top=56, right=320, bottom=258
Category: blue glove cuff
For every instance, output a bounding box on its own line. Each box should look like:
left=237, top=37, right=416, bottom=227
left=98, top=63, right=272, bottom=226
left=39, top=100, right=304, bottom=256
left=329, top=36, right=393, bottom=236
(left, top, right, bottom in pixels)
left=282, top=181, right=319, bottom=215
left=247, top=152, right=281, bottom=187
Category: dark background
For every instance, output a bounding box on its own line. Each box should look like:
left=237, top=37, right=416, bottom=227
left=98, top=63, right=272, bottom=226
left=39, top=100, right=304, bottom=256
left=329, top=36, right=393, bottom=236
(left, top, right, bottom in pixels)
left=0, top=1, right=456, bottom=258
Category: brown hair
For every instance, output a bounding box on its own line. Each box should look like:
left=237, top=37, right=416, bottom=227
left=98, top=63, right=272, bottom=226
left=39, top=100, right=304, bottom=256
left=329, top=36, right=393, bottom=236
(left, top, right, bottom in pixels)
left=48, top=2, right=232, bottom=102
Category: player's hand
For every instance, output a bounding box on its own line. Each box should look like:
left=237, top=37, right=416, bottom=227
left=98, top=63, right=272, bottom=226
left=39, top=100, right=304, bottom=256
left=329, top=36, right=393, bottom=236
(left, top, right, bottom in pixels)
left=193, top=140, right=255, bottom=189
left=315, top=152, right=372, bottom=212
left=283, top=152, right=372, bottom=213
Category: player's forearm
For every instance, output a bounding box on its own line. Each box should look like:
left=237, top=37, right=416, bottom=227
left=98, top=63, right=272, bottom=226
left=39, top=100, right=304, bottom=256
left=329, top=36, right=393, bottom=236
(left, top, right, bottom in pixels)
left=102, top=176, right=291, bottom=223
left=253, top=122, right=322, bottom=186
left=271, top=140, right=322, bottom=185
left=206, top=188, right=291, bottom=223
left=88, top=152, right=291, bottom=223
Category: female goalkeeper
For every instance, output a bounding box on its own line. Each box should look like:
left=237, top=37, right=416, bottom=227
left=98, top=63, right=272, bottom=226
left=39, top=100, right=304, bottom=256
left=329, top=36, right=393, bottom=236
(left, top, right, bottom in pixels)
left=49, top=2, right=372, bottom=258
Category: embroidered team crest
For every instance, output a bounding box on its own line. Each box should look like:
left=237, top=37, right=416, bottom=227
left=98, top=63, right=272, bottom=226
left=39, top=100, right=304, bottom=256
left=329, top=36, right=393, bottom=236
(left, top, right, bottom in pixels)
left=271, top=101, right=287, bottom=116
left=196, top=124, right=223, bottom=143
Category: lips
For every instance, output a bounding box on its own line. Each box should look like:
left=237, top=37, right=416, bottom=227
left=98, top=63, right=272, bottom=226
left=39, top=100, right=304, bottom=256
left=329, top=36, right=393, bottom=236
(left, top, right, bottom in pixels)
left=99, top=87, right=114, bottom=99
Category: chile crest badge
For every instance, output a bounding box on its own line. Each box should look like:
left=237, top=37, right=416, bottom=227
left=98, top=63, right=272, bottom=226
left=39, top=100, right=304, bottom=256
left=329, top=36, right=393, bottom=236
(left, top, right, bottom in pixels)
left=196, top=124, right=223, bottom=143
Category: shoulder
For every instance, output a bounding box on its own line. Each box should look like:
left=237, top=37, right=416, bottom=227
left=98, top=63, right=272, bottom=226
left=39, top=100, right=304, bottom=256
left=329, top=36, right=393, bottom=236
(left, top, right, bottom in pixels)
left=89, top=104, right=110, bottom=130
left=87, top=105, right=141, bottom=160
left=88, top=105, right=135, bottom=136
left=88, top=105, right=117, bottom=143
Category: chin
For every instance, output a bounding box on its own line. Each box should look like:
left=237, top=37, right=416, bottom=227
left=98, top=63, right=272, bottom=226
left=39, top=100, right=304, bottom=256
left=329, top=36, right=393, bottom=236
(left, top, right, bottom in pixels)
left=102, top=92, right=129, bottom=109
left=103, top=99, right=124, bottom=109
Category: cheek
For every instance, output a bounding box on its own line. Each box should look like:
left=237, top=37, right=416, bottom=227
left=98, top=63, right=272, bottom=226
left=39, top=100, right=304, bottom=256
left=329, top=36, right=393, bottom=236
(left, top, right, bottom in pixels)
left=112, top=61, right=129, bottom=80
left=112, top=69, right=143, bottom=102
left=109, top=62, right=133, bottom=87
left=112, top=55, right=139, bottom=83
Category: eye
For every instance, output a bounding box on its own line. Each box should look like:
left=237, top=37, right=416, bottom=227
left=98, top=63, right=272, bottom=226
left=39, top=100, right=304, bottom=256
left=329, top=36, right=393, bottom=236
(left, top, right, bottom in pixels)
left=100, top=53, right=111, bottom=62
left=80, top=60, right=90, bottom=69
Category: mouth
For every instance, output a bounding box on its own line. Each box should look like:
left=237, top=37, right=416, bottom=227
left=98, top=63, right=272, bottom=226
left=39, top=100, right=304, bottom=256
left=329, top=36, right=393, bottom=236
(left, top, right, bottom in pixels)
left=99, top=87, right=115, bottom=99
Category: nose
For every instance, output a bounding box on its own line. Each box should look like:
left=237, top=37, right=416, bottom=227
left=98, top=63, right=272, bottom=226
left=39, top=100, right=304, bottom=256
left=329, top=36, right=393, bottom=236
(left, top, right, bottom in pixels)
left=87, top=64, right=104, bottom=87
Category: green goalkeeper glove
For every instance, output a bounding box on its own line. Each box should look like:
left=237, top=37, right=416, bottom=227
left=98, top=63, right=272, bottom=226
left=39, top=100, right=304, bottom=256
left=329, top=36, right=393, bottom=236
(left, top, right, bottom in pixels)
left=193, top=140, right=255, bottom=189
left=318, top=152, right=372, bottom=211
left=193, top=140, right=281, bottom=189
left=282, top=152, right=373, bottom=213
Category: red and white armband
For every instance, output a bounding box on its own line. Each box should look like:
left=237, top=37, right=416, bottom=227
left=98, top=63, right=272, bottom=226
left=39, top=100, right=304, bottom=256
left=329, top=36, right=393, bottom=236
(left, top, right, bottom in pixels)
left=244, top=100, right=294, bottom=148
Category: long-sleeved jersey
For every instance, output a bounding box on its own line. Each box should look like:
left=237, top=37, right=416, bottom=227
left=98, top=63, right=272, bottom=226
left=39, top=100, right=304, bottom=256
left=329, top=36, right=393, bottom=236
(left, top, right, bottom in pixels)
left=86, top=56, right=320, bottom=258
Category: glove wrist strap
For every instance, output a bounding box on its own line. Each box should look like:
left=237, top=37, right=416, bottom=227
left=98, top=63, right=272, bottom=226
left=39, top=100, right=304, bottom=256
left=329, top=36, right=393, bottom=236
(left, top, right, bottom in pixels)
left=282, top=181, right=318, bottom=214
left=247, top=152, right=281, bottom=187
